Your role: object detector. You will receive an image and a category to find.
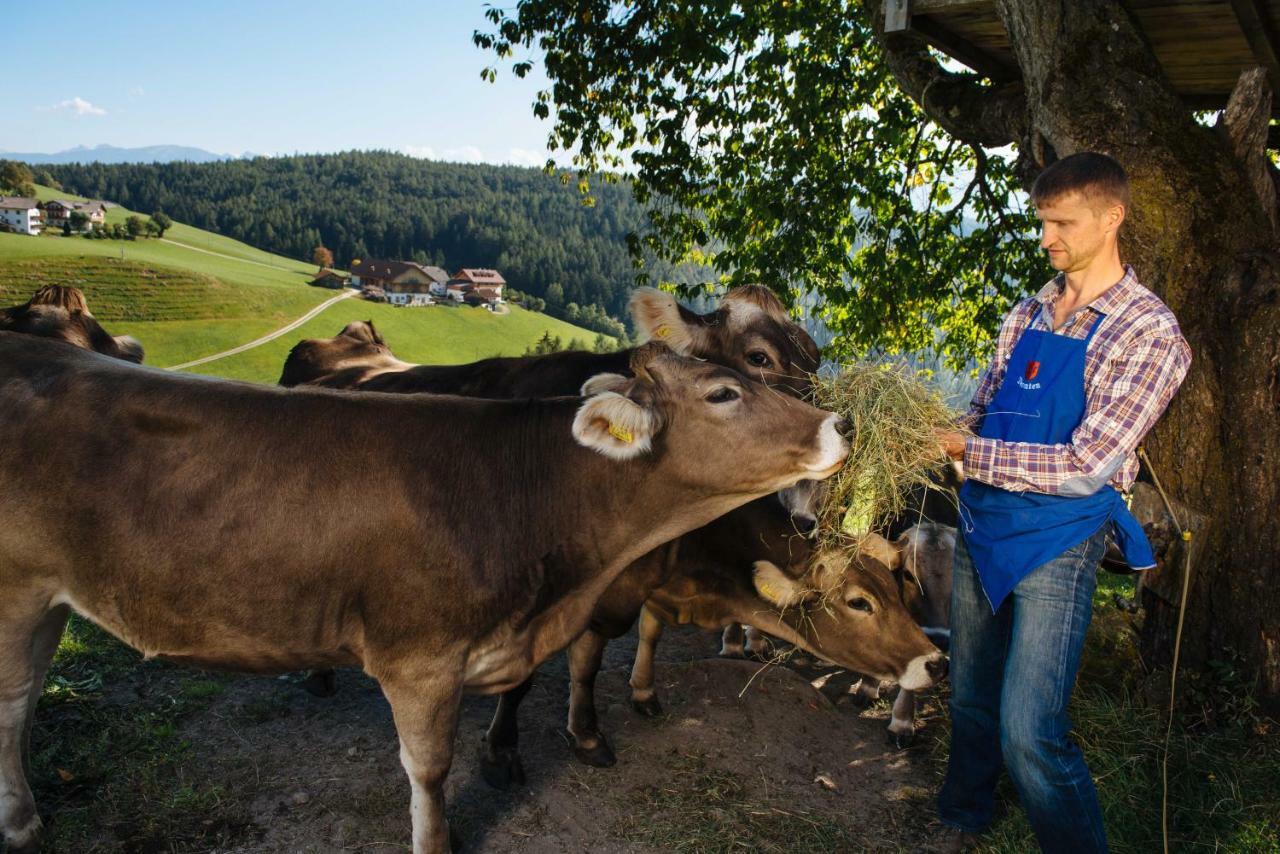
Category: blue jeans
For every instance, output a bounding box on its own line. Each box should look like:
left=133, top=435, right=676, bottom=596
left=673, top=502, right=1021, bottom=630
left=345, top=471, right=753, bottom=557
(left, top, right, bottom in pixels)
left=938, top=528, right=1108, bottom=854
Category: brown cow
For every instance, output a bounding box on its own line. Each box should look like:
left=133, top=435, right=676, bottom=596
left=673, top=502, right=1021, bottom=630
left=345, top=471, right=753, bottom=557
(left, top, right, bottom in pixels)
left=479, top=495, right=947, bottom=784
left=279, top=285, right=820, bottom=397
left=0, top=284, right=144, bottom=363
left=0, top=336, right=846, bottom=854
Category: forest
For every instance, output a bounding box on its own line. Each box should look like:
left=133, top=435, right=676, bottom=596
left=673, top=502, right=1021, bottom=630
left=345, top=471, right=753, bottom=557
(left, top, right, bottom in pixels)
left=44, top=151, right=703, bottom=325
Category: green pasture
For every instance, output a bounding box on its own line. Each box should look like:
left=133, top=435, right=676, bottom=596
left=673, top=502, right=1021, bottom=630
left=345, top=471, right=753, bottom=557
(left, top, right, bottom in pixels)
left=189, top=300, right=612, bottom=383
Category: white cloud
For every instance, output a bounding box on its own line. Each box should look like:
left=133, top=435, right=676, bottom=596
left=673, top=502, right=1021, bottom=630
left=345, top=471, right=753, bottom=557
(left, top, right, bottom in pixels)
left=401, top=144, right=487, bottom=164
left=39, top=96, right=107, bottom=116
left=505, top=147, right=550, bottom=168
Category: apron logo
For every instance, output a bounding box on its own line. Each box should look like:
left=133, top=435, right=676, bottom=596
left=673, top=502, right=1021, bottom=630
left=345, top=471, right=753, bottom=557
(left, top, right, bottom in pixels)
left=1025, top=361, right=1041, bottom=381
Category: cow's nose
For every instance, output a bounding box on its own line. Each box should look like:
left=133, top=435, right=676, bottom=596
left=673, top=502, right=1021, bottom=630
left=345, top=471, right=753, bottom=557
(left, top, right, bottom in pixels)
left=835, top=417, right=852, bottom=438
left=926, top=655, right=949, bottom=682
left=794, top=515, right=817, bottom=534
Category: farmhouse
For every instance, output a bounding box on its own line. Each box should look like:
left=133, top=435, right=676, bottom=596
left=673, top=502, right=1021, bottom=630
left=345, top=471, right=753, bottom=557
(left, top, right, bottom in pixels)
left=0, top=198, right=42, bottom=235
left=350, top=259, right=450, bottom=306
left=42, top=199, right=107, bottom=231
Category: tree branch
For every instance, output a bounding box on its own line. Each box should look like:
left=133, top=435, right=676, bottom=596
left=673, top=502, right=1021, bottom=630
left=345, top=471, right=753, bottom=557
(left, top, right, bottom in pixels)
left=863, top=0, right=1025, bottom=148
left=1220, top=67, right=1279, bottom=234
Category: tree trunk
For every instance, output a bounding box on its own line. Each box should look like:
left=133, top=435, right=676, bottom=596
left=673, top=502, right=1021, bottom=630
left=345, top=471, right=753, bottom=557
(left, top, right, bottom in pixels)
left=885, top=1, right=1280, bottom=707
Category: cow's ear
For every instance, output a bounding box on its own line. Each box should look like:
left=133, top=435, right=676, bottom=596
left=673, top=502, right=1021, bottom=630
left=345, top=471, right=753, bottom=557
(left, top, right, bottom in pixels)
left=628, top=288, right=704, bottom=355
left=580, top=372, right=630, bottom=396
left=752, top=561, right=809, bottom=608
left=113, top=335, right=145, bottom=364
left=573, top=391, right=658, bottom=460
left=858, top=531, right=902, bottom=571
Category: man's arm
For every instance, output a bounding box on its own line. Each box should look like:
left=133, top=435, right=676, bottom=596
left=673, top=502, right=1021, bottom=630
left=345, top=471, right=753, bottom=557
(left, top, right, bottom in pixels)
left=962, top=330, right=1191, bottom=494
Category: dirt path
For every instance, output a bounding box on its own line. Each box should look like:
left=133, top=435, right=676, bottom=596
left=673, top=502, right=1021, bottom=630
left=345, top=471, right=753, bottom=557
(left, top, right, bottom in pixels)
left=41, top=623, right=951, bottom=852
left=165, top=289, right=357, bottom=371
left=158, top=238, right=305, bottom=273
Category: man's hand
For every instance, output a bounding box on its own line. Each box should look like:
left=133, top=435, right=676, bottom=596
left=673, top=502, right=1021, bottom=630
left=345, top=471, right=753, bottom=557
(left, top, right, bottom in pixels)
left=935, top=429, right=968, bottom=461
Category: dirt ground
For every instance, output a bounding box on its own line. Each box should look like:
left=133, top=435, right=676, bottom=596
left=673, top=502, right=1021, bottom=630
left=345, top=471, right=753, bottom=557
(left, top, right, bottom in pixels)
left=36, top=622, right=953, bottom=853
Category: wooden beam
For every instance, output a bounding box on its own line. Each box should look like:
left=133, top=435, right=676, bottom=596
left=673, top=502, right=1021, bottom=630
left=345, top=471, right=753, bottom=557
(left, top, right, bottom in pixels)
left=911, top=16, right=1020, bottom=81
left=1229, top=0, right=1280, bottom=97
left=884, top=0, right=912, bottom=34
left=910, top=0, right=994, bottom=11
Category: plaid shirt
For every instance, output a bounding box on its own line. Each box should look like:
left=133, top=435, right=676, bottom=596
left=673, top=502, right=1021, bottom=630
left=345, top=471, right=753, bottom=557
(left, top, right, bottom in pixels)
left=963, top=265, right=1191, bottom=495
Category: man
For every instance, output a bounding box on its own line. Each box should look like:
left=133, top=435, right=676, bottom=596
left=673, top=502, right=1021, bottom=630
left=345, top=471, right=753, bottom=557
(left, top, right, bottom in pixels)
left=933, top=152, right=1192, bottom=853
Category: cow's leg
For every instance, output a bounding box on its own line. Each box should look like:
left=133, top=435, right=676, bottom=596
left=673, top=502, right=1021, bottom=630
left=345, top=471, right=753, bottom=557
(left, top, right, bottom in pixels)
left=0, top=598, right=56, bottom=854
left=847, top=675, right=882, bottom=708
left=628, top=606, right=665, bottom=717
left=888, top=687, right=918, bottom=749
left=719, top=622, right=746, bottom=657
left=478, top=676, right=532, bottom=790
left=381, top=672, right=464, bottom=854
left=743, top=625, right=770, bottom=658
left=22, top=605, right=68, bottom=776
left=566, top=630, right=615, bottom=767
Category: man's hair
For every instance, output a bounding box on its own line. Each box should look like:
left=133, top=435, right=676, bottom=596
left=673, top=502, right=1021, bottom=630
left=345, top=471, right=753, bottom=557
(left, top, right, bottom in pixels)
left=1031, top=152, right=1131, bottom=211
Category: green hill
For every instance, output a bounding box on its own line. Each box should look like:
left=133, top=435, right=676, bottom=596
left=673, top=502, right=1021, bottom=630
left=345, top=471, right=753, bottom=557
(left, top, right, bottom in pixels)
left=0, top=188, right=614, bottom=381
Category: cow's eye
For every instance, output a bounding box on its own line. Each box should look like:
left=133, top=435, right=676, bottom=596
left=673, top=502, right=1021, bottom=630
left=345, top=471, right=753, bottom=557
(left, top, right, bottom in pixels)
left=847, top=597, right=874, bottom=614
left=747, top=351, right=772, bottom=368
left=706, top=386, right=740, bottom=404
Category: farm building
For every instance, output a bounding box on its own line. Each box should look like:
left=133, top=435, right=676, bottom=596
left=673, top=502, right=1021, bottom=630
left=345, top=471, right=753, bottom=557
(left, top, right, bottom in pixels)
left=0, top=198, right=42, bottom=235
left=309, top=269, right=349, bottom=289
left=42, top=199, right=107, bottom=231
left=350, top=259, right=450, bottom=306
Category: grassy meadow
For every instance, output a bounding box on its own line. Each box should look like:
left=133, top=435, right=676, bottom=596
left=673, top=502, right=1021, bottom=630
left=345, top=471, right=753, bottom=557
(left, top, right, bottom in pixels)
left=0, top=188, right=613, bottom=379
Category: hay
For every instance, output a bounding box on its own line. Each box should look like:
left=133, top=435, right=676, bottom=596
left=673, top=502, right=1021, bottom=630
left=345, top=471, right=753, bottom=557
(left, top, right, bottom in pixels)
left=809, top=361, right=968, bottom=546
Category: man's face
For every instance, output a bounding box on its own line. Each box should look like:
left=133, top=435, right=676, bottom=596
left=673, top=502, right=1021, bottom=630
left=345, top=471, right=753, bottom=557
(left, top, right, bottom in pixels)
left=1035, top=191, right=1122, bottom=273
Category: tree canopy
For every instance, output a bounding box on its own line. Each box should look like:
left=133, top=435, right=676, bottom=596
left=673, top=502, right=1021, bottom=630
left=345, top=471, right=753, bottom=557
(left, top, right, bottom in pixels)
left=476, top=1, right=1045, bottom=367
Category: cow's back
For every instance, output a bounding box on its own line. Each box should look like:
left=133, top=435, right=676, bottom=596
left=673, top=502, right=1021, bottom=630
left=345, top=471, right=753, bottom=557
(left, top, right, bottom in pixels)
left=355, top=349, right=633, bottom=398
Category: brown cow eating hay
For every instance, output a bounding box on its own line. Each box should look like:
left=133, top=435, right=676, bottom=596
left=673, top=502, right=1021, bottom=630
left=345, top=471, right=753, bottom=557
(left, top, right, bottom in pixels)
left=0, top=335, right=845, bottom=854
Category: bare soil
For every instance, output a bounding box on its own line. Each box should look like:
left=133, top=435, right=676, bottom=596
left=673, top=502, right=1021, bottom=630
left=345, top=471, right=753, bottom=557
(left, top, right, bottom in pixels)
left=37, top=624, right=952, bottom=852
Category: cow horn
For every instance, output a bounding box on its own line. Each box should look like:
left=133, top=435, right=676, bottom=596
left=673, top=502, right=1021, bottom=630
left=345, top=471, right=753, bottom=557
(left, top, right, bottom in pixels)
left=629, top=340, right=671, bottom=383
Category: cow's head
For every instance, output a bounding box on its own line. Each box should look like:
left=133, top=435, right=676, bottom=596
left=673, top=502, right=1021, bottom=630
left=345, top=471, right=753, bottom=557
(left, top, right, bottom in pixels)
left=573, top=343, right=847, bottom=496
left=279, top=320, right=414, bottom=387
left=629, top=285, right=819, bottom=397
left=0, top=285, right=144, bottom=363
left=750, top=538, right=947, bottom=690
left=888, top=523, right=955, bottom=641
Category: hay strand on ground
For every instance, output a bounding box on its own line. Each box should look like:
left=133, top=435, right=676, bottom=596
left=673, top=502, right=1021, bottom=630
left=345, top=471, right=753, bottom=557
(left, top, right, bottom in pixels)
left=810, top=361, right=967, bottom=546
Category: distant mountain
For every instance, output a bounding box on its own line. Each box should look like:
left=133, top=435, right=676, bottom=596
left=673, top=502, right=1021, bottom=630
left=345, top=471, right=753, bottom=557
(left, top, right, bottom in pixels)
left=2, top=144, right=235, bottom=165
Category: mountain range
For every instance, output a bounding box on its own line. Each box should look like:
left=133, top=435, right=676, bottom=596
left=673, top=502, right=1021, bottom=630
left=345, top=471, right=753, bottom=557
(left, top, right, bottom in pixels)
left=2, top=144, right=241, bottom=165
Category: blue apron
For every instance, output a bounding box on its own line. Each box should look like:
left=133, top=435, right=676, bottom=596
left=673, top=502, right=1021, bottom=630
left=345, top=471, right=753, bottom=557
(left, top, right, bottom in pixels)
left=958, top=305, right=1155, bottom=611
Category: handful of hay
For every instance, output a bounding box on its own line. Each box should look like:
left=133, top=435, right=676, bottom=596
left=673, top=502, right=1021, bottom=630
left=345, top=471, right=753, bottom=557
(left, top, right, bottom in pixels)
left=809, top=361, right=969, bottom=546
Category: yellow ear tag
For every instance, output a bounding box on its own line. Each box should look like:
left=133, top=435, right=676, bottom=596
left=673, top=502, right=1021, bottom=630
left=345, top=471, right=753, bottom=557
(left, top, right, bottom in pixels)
left=758, top=581, right=780, bottom=602
left=654, top=324, right=672, bottom=339
left=608, top=422, right=634, bottom=444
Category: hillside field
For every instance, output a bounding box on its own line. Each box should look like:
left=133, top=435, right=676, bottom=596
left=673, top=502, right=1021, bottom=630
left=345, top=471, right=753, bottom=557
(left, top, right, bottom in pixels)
left=0, top=189, right=613, bottom=381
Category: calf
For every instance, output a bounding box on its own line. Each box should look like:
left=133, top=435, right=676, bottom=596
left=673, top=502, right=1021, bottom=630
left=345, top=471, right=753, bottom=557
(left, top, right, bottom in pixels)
left=0, top=284, right=144, bottom=363
left=0, top=337, right=846, bottom=854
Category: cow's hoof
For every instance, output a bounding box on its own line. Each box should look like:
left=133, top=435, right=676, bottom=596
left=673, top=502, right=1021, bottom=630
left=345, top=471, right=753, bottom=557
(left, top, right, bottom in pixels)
left=631, top=694, right=663, bottom=718
left=300, top=669, right=338, bottom=698
left=719, top=643, right=746, bottom=659
left=888, top=729, right=916, bottom=750
left=478, top=741, right=526, bottom=790
left=4, top=815, right=44, bottom=854
left=572, top=737, right=617, bottom=768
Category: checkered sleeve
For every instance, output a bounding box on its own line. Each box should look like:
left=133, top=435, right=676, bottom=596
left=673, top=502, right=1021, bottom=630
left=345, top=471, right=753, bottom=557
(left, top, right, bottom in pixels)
left=964, top=325, right=1191, bottom=494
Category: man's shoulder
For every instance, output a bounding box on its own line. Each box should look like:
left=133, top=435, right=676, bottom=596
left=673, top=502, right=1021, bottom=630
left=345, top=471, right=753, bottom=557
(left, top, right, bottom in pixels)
left=1116, top=278, right=1183, bottom=337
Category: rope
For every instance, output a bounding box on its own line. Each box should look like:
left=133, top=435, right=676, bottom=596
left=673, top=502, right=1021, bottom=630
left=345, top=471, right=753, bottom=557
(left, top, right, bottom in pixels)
left=1136, top=445, right=1194, bottom=854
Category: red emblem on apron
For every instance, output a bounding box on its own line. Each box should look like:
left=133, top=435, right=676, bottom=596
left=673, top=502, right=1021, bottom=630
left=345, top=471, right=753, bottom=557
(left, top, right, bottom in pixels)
left=1025, top=360, right=1040, bottom=380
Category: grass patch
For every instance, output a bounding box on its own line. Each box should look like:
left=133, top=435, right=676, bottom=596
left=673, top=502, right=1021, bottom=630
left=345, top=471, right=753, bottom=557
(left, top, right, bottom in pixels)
left=31, top=616, right=252, bottom=851
left=613, top=753, right=861, bottom=852
left=923, top=600, right=1280, bottom=854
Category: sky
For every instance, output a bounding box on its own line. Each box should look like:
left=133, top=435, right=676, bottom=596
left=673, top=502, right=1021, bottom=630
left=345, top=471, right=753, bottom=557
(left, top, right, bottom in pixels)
left=0, top=0, right=562, bottom=166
